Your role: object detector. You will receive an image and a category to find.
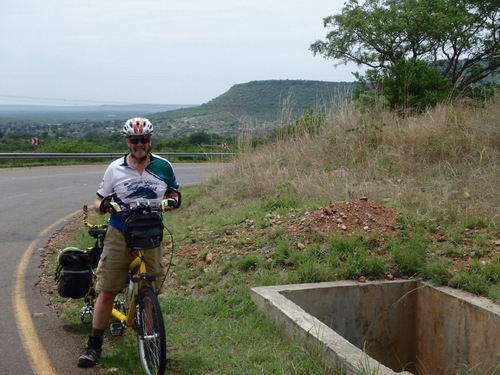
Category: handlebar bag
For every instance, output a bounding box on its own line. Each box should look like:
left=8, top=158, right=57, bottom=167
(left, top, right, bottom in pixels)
left=55, top=247, right=92, bottom=299
left=122, top=212, right=164, bottom=250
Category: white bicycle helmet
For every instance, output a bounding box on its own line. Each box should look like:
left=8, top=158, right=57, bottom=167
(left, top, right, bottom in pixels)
left=122, top=117, right=154, bottom=135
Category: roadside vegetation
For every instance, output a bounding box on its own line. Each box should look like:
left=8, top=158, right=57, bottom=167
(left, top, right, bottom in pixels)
left=48, top=92, right=500, bottom=374
left=0, top=129, right=237, bottom=168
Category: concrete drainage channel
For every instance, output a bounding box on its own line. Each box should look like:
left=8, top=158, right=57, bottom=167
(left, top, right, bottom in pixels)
left=251, top=280, right=500, bottom=375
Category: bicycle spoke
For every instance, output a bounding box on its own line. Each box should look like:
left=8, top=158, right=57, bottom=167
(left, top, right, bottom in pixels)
left=136, top=286, right=166, bottom=375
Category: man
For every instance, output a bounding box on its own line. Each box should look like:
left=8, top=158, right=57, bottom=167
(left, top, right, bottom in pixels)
left=78, top=117, right=180, bottom=367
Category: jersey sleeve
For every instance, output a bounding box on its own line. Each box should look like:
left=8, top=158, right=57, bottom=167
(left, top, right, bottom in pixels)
left=96, top=164, right=114, bottom=198
left=168, top=165, right=179, bottom=189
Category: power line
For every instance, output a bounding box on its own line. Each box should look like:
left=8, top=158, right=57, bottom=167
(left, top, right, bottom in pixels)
left=0, top=95, right=138, bottom=106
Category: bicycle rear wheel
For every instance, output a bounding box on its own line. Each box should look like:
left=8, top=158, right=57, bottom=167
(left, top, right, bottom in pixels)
left=135, top=286, right=167, bottom=375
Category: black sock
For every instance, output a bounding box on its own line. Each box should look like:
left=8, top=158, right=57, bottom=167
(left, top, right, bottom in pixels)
left=91, top=328, right=105, bottom=338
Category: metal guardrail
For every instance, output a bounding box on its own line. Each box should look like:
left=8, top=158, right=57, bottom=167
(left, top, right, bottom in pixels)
left=0, top=152, right=238, bottom=159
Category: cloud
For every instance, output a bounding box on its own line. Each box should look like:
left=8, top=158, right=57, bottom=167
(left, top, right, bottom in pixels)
left=0, top=0, right=353, bottom=105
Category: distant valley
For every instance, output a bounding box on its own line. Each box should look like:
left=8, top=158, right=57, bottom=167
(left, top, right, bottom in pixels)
left=0, top=80, right=353, bottom=137
left=0, top=104, right=196, bottom=122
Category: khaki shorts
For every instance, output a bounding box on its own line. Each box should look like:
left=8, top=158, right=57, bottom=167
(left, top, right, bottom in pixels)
left=96, top=225, right=166, bottom=293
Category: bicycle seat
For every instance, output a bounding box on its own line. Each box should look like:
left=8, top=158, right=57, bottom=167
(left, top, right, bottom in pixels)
left=88, top=228, right=107, bottom=238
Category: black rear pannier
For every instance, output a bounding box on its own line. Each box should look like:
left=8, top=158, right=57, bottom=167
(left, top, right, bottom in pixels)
left=55, top=247, right=92, bottom=299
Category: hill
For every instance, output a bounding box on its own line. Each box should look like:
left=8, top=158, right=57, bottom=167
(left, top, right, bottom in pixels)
left=151, top=80, right=353, bottom=137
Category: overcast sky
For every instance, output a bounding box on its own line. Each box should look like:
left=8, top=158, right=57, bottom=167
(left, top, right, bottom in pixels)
left=0, top=0, right=356, bottom=106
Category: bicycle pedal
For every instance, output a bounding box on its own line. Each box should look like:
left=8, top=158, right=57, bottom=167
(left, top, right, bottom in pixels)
left=80, top=305, right=93, bottom=322
left=109, top=321, right=126, bottom=337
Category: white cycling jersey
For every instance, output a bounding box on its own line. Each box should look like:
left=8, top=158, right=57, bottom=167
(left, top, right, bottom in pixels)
left=97, top=153, right=179, bottom=229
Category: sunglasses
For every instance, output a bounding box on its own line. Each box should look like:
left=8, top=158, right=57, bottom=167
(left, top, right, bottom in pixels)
left=128, top=137, right=151, bottom=145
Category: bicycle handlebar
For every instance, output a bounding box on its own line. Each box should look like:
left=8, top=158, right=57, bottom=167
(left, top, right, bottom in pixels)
left=120, top=201, right=162, bottom=214
left=99, top=188, right=181, bottom=214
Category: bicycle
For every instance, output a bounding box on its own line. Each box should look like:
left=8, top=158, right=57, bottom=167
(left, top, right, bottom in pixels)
left=79, top=194, right=180, bottom=375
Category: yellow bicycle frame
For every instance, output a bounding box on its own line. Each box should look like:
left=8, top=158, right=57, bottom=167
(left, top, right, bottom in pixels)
left=82, top=205, right=154, bottom=329
left=111, top=251, right=148, bottom=327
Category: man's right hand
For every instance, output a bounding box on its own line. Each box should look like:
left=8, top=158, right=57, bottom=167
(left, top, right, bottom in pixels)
left=96, top=196, right=121, bottom=214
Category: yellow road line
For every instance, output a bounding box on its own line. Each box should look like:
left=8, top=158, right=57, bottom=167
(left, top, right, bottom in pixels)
left=13, top=210, right=80, bottom=375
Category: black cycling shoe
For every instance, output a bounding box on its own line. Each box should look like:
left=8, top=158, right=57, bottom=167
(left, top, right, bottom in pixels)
left=77, top=336, right=103, bottom=368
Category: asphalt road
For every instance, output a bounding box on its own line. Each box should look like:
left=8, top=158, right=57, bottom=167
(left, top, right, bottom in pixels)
left=0, top=162, right=225, bottom=375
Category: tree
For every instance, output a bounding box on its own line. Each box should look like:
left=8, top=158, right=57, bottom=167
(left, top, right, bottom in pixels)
left=310, top=0, right=500, bottom=91
left=188, top=132, right=220, bottom=147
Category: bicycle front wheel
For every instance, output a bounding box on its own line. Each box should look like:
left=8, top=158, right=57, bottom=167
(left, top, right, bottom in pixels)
left=135, top=286, right=167, bottom=375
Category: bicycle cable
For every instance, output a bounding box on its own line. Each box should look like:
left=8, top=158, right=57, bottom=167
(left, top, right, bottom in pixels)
left=159, top=224, right=175, bottom=292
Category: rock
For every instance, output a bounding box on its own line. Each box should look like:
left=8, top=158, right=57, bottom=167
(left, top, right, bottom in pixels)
left=323, top=206, right=334, bottom=215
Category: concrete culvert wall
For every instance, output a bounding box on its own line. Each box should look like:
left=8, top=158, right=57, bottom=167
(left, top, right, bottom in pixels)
left=251, top=281, right=500, bottom=375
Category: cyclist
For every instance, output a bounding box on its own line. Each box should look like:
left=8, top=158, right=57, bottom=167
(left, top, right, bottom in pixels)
left=78, top=117, right=180, bottom=368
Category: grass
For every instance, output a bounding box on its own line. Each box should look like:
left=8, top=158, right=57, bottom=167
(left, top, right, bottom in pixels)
left=55, top=95, right=500, bottom=374
left=163, top=290, right=334, bottom=375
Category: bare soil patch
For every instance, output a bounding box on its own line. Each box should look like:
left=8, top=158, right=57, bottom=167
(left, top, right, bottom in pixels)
left=286, top=198, right=399, bottom=237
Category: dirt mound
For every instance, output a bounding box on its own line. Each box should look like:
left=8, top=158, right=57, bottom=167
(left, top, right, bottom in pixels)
left=287, top=198, right=399, bottom=237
